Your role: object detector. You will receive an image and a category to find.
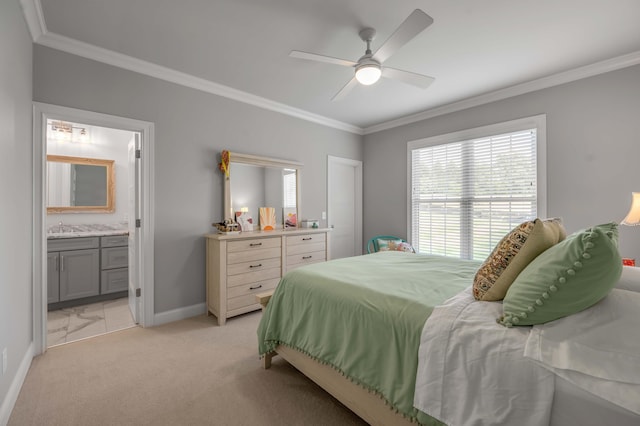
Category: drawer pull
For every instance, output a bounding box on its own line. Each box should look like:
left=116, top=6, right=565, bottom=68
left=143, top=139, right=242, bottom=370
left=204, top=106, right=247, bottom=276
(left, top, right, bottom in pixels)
left=302, top=237, right=312, bottom=241
left=249, top=284, right=263, bottom=290
left=249, top=242, right=263, bottom=247
left=249, top=263, right=263, bottom=268
left=302, top=255, right=313, bottom=260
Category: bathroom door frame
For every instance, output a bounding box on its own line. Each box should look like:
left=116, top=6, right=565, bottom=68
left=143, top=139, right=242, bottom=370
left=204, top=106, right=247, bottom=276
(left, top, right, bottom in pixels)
left=32, top=102, right=155, bottom=355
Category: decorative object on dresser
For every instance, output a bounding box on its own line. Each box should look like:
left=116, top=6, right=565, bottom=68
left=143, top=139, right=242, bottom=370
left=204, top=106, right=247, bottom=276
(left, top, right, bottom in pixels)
left=205, top=228, right=330, bottom=325
left=259, top=207, right=277, bottom=230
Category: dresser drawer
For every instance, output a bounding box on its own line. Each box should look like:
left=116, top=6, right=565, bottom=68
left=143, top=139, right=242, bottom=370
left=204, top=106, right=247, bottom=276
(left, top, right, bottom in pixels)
left=287, top=241, right=325, bottom=256
left=227, top=267, right=281, bottom=288
left=227, top=278, right=279, bottom=311
left=287, top=233, right=326, bottom=246
left=101, top=235, right=128, bottom=248
left=101, top=247, right=128, bottom=269
left=227, top=277, right=279, bottom=299
left=227, top=237, right=281, bottom=253
left=287, top=249, right=326, bottom=266
left=227, top=247, right=281, bottom=265
left=227, top=257, right=281, bottom=276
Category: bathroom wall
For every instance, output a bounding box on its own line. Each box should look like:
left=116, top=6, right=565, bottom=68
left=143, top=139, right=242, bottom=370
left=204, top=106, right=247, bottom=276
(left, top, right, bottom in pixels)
left=46, top=123, right=134, bottom=228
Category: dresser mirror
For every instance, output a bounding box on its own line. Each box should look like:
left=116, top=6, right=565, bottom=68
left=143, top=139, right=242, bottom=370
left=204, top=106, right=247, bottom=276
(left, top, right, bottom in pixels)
left=46, top=155, right=115, bottom=213
left=223, top=151, right=302, bottom=228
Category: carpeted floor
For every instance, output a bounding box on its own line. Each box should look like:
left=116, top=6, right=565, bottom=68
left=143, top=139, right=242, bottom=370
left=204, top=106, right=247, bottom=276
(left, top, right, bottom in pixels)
left=9, top=311, right=366, bottom=426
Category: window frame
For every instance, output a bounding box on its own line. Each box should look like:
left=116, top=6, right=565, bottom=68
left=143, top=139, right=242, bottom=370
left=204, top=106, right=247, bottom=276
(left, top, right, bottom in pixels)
left=406, top=114, right=547, bottom=258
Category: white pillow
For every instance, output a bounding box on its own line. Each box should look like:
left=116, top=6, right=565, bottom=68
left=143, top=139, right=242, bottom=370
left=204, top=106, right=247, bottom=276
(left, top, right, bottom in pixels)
left=524, top=289, right=640, bottom=415
left=616, top=265, right=640, bottom=292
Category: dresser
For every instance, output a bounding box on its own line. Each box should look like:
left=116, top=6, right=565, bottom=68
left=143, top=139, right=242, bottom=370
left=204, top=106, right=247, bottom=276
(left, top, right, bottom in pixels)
left=205, top=228, right=330, bottom=325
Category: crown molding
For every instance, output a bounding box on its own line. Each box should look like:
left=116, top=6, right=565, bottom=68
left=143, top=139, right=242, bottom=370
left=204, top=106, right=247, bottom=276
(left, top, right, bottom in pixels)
left=19, top=0, right=47, bottom=42
left=363, top=50, right=640, bottom=135
left=36, top=32, right=363, bottom=135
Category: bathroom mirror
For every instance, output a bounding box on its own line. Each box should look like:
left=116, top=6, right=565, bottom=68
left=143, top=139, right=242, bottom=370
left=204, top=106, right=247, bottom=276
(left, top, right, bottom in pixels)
left=223, top=151, right=302, bottom=228
left=46, top=155, right=115, bottom=213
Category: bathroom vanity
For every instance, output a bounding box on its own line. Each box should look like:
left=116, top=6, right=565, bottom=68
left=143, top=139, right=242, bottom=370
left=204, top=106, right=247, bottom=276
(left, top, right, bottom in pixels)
left=47, top=225, right=129, bottom=310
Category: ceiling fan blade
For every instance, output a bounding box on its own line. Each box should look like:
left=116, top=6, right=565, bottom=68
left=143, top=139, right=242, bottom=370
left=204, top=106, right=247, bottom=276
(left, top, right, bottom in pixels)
left=331, top=77, right=358, bottom=101
left=373, top=9, right=433, bottom=64
left=382, top=67, right=435, bottom=89
left=289, top=50, right=357, bottom=68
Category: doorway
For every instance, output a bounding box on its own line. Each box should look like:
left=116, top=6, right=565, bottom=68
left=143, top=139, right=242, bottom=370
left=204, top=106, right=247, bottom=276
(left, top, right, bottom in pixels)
left=327, top=156, right=363, bottom=259
left=33, top=103, right=155, bottom=355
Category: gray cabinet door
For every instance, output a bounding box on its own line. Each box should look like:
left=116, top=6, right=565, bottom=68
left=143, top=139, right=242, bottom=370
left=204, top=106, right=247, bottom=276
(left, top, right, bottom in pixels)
left=59, top=249, right=100, bottom=301
left=47, top=252, right=60, bottom=303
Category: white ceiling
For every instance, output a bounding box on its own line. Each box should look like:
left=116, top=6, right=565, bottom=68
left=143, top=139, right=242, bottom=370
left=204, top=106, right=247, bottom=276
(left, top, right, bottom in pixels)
left=24, top=0, right=640, bottom=133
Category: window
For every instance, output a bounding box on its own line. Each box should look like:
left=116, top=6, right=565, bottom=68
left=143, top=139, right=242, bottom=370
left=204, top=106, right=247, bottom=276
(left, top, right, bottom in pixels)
left=408, top=115, right=546, bottom=260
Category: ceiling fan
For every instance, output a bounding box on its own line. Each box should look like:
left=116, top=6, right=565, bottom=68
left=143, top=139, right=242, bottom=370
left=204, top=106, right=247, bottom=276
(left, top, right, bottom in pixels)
left=290, top=9, right=435, bottom=101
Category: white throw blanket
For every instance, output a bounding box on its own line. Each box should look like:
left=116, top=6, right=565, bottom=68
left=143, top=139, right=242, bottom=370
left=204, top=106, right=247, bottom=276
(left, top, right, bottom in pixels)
left=413, top=288, right=554, bottom=426
left=524, top=289, right=640, bottom=415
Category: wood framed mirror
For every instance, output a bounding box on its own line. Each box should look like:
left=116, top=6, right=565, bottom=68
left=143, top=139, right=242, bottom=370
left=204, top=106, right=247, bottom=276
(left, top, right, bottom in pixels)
left=222, top=151, right=302, bottom=229
left=46, top=155, right=115, bottom=213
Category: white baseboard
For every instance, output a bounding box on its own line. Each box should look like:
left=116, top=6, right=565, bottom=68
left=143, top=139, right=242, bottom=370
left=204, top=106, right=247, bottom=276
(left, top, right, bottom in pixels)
left=0, top=342, right=34, bottom=426
left=153, top=302, right=206, bottom=326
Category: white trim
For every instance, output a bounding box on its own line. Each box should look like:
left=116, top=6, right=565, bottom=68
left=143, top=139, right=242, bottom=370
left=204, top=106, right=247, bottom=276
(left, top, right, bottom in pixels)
left=153, top=303, right=207, bottom=326
left=18, top=0, right=46, bottom=42
left=20, top=1, right=640, bottom=135
left=32, top=102, right=155, bottom=355
left=406, top=114, right=548, bottom=247
left=365, top=51, right=640, bottom=134
left=0, top=342, right=34, bottom=426
left=327, top=156, right=363, bottom=256
left=34, top=31, right=362, bottom=136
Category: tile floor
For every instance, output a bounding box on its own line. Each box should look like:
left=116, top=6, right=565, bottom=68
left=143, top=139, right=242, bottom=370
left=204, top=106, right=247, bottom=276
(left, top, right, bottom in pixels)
left=47, top=297, right=137, bottom=347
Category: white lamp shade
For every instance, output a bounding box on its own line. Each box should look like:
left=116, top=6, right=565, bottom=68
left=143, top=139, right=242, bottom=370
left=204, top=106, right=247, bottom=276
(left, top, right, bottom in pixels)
left=621, top=192, right=640, bottom=226
left=355, top=65, right=382, bottom=85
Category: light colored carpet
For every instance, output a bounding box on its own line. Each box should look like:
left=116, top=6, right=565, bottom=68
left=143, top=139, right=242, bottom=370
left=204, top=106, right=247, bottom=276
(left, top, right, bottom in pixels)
left=9, top=311, right=366, bottom=426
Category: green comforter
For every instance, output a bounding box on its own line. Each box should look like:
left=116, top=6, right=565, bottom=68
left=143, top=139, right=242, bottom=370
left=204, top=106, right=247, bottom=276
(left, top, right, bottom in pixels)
left=257, top=251, right=481, bottom=424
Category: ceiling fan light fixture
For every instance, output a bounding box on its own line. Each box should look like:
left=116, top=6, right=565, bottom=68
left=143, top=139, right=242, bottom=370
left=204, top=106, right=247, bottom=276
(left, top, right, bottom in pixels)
left=355, top=63, right=382, bottom=85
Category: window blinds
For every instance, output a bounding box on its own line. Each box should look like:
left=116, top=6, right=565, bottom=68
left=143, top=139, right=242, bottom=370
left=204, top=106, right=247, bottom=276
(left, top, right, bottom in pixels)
left=410, top=129, right=537, bottom=260
left=283, top=169, right=296, bottom=208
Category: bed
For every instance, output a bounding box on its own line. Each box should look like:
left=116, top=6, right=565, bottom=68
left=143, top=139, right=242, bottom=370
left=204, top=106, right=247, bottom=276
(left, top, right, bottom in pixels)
left=257, top=251, right=640, bottom=426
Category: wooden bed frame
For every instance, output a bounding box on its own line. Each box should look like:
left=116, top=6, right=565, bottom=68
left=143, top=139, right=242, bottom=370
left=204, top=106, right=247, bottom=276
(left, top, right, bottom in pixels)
left=257, top=292, right=415, bottom=426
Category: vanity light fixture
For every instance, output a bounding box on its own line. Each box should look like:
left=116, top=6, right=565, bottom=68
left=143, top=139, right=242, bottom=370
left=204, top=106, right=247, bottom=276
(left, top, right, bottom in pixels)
left=49, top=120, right=90, bottom=143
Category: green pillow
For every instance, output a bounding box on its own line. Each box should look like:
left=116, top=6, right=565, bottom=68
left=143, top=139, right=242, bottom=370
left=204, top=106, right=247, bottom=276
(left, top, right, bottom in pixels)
left=499, top=223, right=622, bottom=327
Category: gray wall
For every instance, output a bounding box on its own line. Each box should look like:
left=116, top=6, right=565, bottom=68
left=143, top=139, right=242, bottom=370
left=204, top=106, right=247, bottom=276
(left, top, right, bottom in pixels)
left=0, top=0, right=33, bottom=416
left=364, top=64, right=640, bottom=260
left=33, top=45, right=363, bottom=313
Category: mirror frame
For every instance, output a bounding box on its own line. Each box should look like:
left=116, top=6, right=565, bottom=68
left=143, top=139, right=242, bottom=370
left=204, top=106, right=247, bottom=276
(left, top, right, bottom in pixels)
left=46, top=154, right=116, bottom=214
left=223, top=151, right=303, bottom=226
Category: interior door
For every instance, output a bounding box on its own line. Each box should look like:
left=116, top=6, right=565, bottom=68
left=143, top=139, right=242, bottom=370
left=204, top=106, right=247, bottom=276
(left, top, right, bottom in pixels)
left=127, top=134, right=141, bottom=323
left=327, top=156, right=363, bottom=259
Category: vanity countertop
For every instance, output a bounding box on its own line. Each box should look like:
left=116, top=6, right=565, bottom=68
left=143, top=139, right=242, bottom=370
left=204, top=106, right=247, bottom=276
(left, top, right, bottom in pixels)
left=47, top=224, right=129, bottom=239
